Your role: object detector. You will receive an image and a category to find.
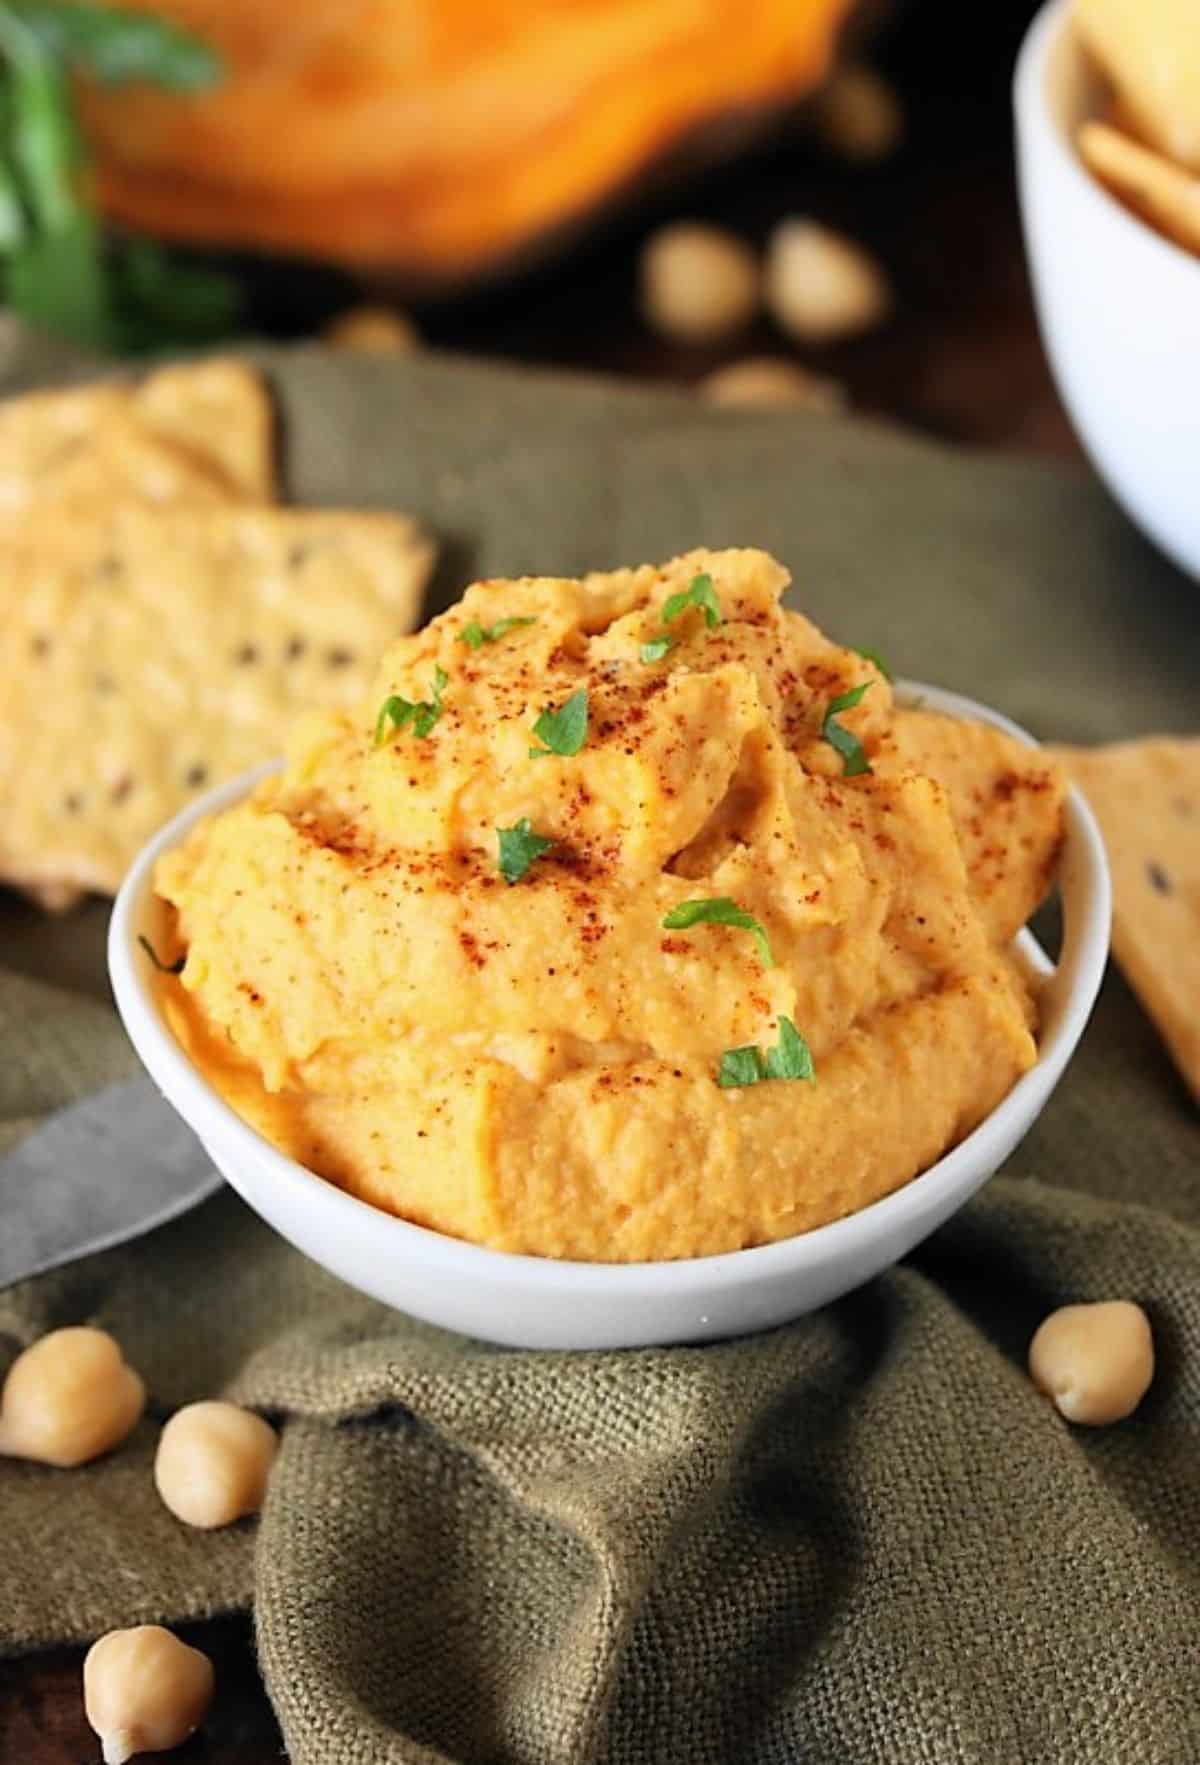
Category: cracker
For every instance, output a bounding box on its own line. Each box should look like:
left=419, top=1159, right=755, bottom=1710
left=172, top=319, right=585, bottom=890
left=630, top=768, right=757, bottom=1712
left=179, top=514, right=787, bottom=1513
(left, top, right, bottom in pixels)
left=0, top=506, right=434, bottom=901
left=882, top=709, right=1065, bottom=948
left=0, top=357, right=276, bottom=514
left=1054, top=738, right=1200, bottom=1102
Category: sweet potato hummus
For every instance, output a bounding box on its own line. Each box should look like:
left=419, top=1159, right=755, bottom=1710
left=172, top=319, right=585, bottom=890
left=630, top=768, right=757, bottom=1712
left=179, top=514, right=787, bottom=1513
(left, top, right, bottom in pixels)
left=155, top=549, right=1064, bottom=1261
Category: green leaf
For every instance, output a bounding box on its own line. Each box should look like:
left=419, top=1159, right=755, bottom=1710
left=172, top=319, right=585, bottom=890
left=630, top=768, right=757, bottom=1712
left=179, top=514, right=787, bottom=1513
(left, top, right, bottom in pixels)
left=854, top=646, right=893, bottom=682
left=114, top=237, right=240, bottom=348
left=529, top=687, right=588, bottom=759
left=662, top=571, right=721, bottom=631
left=717, top=1046, right=763, bottom=1089
left=14, top=2, right=223, bottom=89
left=662, top=896, right=775, bottom=967
left=0, top=156, right=26, bottom=248
left=639, top=635, right=674, bottom=664
left=763, top=1016, right=815, bottom=1082
left=6, top=215, right=115, bottom=350
left=137, top=934, right=184, bottom=975
left=822, top=680, right=873, bottom=778
left=717, top=1017, right=815, bottom=1089
left=6, top=46, right=80, bottom=232
left=458, top=615, right=536, bottom=651
left=496, top=818, right=556, bottom=885
left=374, top=666, right=447, bottom=745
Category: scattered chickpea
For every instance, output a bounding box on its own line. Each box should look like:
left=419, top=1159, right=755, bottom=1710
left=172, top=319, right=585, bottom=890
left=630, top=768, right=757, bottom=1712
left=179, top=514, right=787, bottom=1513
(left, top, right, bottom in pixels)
left=154, top=1400, right=278, bottom=1529
left=764, top=218, right=891, bottom=344
left=323, top=304, right=421, bottom=354
left=1028, top=1300, right=1155, bottom=1425
left=639, top=222, right=760, bottom=343
left=0, top=1327, right=144, bottom=1468
left=813, top=63, right=904, bottom=164
left=699, top=356, right=847, bottom=413
left=84, top=1625, right=214, bottom=1765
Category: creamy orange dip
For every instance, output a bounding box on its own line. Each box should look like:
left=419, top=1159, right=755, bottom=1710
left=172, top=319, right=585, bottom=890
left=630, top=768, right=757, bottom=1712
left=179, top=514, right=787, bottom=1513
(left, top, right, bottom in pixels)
left=155, top=548, right=1064, bottom=1261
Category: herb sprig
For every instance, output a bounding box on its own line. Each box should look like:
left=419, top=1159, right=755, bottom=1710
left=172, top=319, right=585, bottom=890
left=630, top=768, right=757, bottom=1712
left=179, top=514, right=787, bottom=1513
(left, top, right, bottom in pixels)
left=458, top=616, right=537, bottom=651
left=718, top=1017, right=815, bottom=1089
left=374, top=665, right=448, bottom=745
left=662, top=896, right=775, bottom=968
left=529, top=688, right=588, bottom=759
left=0, top=2, right=238, bottom=351
left=640, top=572, right=722, bottom=664
left=822, top=680, right=873, bottom=777
left=497, top=819, right=556, bottom=884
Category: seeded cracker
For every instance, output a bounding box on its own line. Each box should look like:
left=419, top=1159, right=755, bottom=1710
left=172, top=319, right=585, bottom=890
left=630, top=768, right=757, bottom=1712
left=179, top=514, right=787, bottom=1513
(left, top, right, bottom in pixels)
left=0, top=358, right=275, bottom=513
left=0, top=507, right=434, bottom=902
left=1055, top=737, right=1200, bottom=1103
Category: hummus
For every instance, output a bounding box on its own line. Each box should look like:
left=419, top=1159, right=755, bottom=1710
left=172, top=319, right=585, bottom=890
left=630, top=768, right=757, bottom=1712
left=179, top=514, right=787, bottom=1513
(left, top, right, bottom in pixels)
left=155, top=548, right=1064, bottom=1261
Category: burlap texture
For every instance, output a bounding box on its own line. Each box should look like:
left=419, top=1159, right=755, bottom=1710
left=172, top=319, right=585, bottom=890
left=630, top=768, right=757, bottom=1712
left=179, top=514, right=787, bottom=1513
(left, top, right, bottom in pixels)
left=1, top=347, right=1198, bottom=1763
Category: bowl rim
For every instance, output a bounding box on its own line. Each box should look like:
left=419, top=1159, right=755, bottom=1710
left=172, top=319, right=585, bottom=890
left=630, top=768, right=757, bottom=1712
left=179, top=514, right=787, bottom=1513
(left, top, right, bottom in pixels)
left=108, top=679, right=1111, bottom=1295
left=1014, top=0, right=1200, bottom=282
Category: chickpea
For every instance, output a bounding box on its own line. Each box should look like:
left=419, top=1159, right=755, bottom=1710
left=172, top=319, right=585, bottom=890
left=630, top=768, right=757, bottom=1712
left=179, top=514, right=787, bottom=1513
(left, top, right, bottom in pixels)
left=323, top=304, right=421, bottom=354
left=813, top=63, right=904, bottom=164
left=640, top=222, right=760, bottom=343
left=84, top=1625, right=214, bottom=1765
left=1028, top=1300, right=1155, bottom=1425
left=154, top=1400, right=278, bottom=1529
left=700, top=356, right=846, bottom=413
left=0, top=1327, right=144, bottom=1468
left=764, top=218, right=891, bottom=344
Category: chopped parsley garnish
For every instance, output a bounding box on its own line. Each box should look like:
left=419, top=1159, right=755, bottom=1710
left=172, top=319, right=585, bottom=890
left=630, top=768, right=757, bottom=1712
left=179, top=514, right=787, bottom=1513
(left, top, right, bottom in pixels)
left=662, top=571, right=721, bottom=631
left=854, top=646, right=893, bottom=682
left=716, top=1046, right=763, bottom=1089
left=374, top=665, right=448, bottom=745
left=528, top=688, right=588, bottom=758
left=822, top=680, right=873, bottom=777
left=497, top=819, right=556, bottom=884
left=639, top=571, right=720, bottom=663
left=718, top=1017, right=815, bottom=1089
left=458, top=616, right=537, bottom=650
left=138, top=934, right=185, bottom=976
left=662, top=896, right=775, bottom=967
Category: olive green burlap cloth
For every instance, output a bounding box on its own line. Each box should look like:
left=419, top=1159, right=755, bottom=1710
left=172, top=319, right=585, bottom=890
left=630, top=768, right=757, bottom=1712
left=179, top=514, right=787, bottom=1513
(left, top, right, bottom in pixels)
left=1, top=348, right=1199, bottom=1765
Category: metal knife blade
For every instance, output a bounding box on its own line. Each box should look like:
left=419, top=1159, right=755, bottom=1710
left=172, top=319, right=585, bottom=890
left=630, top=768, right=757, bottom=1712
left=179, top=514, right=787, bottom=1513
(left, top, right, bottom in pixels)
left=0, top=1077, right=222, bottom=1289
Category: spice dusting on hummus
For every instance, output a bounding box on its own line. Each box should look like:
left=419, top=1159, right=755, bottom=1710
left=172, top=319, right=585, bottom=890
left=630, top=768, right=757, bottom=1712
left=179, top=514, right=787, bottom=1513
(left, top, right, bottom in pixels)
left=154, top=549, right=1065, bottom=1262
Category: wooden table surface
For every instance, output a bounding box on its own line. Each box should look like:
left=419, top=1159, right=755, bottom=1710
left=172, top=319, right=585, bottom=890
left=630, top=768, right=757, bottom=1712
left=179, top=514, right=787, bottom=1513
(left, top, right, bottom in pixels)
left=1, top=3, right=1086, bottom=1758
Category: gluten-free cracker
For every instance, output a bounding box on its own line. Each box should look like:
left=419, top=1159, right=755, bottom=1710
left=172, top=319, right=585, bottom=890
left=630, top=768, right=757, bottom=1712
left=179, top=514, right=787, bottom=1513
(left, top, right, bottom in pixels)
left=0, top=357, right=276, bottom=514
left=1055, top=737, right=1200, bottom=1102
left=0, top=506, right=433, bottom=902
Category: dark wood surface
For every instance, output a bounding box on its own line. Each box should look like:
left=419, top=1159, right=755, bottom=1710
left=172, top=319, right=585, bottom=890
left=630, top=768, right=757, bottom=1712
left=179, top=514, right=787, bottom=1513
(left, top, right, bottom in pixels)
left=1, top=4, right=1083, bottom=1758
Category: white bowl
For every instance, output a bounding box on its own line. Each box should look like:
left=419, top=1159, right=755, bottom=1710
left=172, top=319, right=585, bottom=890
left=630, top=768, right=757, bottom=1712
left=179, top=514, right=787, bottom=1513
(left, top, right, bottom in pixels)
left=109, top=683, right=1110, bottom=1350
left=1014, top=0, right=1200, bottom=580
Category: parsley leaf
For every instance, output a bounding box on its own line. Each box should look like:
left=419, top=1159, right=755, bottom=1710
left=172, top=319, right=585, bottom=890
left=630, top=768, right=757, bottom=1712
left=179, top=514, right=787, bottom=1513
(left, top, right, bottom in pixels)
left=717, top=1017, right=815, bottom=1089
left=854, top=646, right=893, bottom=682
left=639, top=635, right=674, bottom=664
left=529, top=687, right=588, bottom=758
left=717, top=1046, right=762, bottom=1089
left=764, top=1016, right=815, bottom=1081
left=374, top=665, right=448, bottom=745
left=138, top=934, right=184, bottom=975
left=822, top=680, right=873, bottom=778
left=662, top=571, right=721, bottom=631
left=662, top=896, right=775, bottom=967
left=458, top=615, right=537, bottom=651
left=497, top=818, right=556, bottom=884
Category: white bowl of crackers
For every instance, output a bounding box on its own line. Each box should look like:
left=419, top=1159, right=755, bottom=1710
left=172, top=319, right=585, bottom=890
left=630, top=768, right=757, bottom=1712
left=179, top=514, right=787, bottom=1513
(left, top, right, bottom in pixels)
left=1015, top=0, right=1200, bottom=579
left=110, top=681, right=1112, bottom=1351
